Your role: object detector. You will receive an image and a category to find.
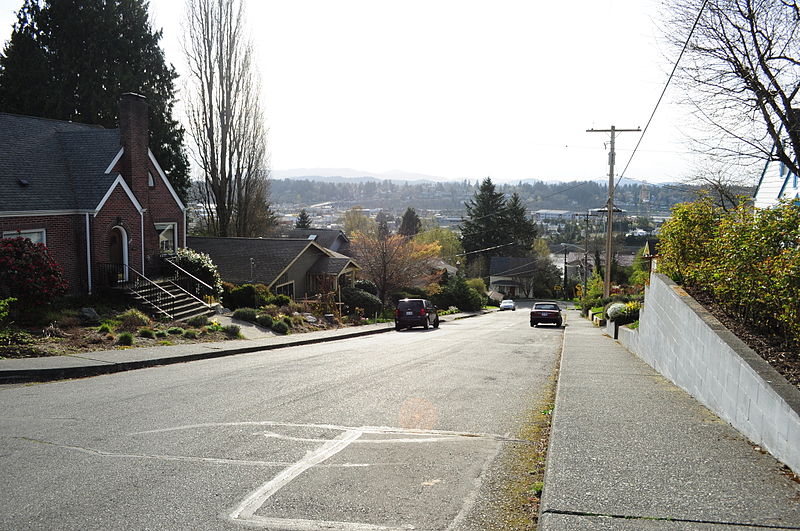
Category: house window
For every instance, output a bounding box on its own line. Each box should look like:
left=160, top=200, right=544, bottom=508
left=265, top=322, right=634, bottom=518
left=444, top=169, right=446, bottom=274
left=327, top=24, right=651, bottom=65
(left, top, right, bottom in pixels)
left=155, top=222, right=177, bottom=253
left=3, top=228, right=46, bottom=245
left=274, top=282, right=294, bottom=299
left=148, top=172, right=155, bottom=188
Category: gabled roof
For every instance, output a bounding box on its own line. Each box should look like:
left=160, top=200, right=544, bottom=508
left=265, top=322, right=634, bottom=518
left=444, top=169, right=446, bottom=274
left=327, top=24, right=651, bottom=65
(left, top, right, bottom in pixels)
left=285, top=228, right=349, bottom=251
left=188, top=236, right=322, bottom=287
left=489, top=256, right=539, bottom=277
left=0, top=113, right=121, bottom=212
left=309, top=256, right=357, bottom=275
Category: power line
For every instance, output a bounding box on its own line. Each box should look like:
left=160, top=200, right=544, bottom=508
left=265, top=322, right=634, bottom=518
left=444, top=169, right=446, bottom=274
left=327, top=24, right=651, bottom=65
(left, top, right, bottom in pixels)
left=614, top=0, right=709, bottom=190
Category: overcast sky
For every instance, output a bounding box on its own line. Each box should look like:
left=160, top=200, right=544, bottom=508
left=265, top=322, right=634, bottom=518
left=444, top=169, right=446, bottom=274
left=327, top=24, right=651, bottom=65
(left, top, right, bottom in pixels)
left=0, top=0, right=701, bottom=183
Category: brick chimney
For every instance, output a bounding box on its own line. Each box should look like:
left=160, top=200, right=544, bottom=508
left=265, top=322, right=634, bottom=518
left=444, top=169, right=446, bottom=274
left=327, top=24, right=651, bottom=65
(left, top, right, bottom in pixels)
left=119, top=93, right=149, bottom=197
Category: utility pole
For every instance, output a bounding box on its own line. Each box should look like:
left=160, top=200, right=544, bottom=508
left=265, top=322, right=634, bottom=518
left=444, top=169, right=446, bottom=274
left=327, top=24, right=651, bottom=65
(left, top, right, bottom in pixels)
left=587, top=125, right=640, bottom=298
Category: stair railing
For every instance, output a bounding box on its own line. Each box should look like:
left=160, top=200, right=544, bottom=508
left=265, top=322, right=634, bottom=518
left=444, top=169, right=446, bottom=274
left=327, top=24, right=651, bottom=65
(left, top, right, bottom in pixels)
left=161, top=257, right=217, bottom=306
left=97, top=262, right=177, bottom=319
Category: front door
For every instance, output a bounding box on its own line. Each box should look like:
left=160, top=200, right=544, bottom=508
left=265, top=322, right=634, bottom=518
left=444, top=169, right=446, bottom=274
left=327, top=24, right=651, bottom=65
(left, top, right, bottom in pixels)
left=109, top=227, right=128, bottom=282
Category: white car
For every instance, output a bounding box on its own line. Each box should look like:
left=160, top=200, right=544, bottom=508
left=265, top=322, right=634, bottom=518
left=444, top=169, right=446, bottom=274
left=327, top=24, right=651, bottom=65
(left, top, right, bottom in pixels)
left=499, top=299, right=516, bottom=311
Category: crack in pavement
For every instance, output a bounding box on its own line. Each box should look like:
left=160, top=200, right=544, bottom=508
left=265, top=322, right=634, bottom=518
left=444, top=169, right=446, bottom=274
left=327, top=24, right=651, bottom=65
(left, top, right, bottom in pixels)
left=542, top=509, right=800, bottom=529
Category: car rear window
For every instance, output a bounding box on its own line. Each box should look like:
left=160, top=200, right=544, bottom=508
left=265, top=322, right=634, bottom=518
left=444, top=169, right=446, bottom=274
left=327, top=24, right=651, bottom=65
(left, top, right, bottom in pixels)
left=397, top=300, right=423, bottom=311
left=534, top=304, right=559, bottom=311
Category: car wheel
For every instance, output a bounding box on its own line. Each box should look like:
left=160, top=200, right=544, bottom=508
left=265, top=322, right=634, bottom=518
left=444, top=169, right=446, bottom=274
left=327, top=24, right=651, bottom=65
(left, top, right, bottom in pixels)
left=433, top=317, right=439, bottom=328
left=556, top=320, right=563, bottom=327
left=512, top=308, right=516, bottom=311
left=530, top=322, right=536, bottom=327
left=395, top=323, right=402, bottom=331
left=423, top=319, right=429, bottom=330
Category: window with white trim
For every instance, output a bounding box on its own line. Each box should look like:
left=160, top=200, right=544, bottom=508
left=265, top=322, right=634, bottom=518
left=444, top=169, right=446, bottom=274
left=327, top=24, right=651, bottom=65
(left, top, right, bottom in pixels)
left=3, top=229, right=46, bottom=245
left=155, top=222, right=177, bottom=253
left=148, top=172, right=155, bottom=188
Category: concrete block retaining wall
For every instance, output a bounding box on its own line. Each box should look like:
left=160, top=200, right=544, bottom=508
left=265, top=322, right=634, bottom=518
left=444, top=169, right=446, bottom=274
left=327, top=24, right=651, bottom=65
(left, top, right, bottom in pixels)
left=615, top=273, right=800, bottom=473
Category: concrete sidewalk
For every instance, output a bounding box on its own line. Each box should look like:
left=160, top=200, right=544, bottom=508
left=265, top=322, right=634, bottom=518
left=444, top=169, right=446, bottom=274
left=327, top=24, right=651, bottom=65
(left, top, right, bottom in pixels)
left=0, top=311, right=484, bottom=384
left=540, top=311, right=800, bottom=530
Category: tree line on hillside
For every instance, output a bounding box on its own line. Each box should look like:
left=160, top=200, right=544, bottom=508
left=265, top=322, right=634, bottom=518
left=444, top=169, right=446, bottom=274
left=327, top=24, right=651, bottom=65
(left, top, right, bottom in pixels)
left=270, top=178, right=698, bottom=213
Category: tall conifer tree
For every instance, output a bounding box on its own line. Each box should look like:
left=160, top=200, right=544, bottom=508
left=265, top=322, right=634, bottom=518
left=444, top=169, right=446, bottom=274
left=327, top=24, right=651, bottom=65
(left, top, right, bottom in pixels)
left=0, top=0, right=189, bottom=200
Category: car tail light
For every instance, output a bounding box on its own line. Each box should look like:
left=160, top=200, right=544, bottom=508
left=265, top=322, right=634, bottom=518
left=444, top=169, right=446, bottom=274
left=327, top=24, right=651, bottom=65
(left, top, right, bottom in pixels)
left=420, top=308, right=426, bottom=316
left=395, top=309, right=401, bottom=318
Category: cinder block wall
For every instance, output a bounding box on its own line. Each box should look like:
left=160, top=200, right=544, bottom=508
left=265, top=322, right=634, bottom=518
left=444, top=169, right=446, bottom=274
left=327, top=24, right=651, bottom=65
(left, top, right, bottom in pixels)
left=632, top=273, right=800, bottom=473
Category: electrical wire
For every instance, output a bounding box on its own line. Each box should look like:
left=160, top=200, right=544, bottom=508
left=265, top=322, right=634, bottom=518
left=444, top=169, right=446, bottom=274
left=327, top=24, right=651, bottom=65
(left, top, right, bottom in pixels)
left=613, top=0, right=709, bottom=191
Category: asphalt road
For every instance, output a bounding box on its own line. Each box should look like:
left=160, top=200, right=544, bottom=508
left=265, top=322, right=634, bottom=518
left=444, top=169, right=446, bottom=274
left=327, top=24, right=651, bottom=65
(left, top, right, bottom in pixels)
left=0, top=307, right=562, bottom=530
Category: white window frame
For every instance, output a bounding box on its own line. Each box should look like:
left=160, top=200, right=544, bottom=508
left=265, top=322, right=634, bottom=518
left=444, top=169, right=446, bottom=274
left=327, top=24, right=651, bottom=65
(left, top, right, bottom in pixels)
left=155, top=222, right=178, bottom=254
left=3, top=228, right=46, bottom=245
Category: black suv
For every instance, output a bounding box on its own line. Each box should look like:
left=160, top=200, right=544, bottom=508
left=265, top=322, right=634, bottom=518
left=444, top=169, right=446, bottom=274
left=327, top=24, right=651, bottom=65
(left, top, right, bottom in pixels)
left=395, top=298, right=439, bottom=330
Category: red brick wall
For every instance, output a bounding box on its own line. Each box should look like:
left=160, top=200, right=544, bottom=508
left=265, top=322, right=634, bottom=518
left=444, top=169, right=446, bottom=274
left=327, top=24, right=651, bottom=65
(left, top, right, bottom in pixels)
left=0, top=214, right=87, bottom=294
left=92, top=185, right=144, bottom=280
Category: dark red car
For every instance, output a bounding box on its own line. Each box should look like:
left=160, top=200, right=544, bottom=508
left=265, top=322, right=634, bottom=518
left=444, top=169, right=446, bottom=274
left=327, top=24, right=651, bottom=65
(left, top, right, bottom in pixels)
left=530, top=301, right=563, bottom=327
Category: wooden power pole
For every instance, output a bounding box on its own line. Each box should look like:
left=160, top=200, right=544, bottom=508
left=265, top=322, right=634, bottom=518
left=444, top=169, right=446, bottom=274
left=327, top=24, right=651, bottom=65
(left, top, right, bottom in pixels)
left=586, top=125, right=640, bottom=298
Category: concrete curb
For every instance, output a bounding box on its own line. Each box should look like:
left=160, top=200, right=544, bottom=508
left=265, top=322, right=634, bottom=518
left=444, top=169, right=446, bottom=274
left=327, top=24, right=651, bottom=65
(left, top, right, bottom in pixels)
left=0, top=311, right=487, bottom=384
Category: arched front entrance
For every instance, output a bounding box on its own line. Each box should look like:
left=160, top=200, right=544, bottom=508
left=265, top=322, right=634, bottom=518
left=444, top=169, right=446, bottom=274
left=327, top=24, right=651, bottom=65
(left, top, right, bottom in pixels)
left=109, top=226, right=129, bottom=282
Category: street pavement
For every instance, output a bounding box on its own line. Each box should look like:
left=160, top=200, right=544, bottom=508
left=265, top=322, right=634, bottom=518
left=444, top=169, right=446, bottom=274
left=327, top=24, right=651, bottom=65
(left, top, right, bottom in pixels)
left=540, top=311, right=800, bottom=530
left=0, top=307, right=561, bottom=530
left=3, top=306, right=800, bottom=529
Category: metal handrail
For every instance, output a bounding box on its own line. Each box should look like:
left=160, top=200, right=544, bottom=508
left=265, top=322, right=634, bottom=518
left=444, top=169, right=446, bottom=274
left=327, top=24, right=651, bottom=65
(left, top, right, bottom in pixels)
left=163, top=279, right=211, bottom=309
left=97, top=263, right=177, bottom=319
left=162, top=257, right=217, bottom=305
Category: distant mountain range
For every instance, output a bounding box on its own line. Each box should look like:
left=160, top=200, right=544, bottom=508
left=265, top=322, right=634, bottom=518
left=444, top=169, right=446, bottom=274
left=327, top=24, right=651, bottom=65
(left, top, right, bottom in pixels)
left=271, top=168, right=668, bottom=187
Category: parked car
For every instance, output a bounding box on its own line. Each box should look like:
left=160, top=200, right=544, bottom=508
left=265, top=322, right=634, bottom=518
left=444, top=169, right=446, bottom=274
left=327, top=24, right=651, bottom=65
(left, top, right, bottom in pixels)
left=395, top=298, right=439, bottom=330
left=499, top=299, right=516, bottom=311
left=530, top=301, right=563, bottom=327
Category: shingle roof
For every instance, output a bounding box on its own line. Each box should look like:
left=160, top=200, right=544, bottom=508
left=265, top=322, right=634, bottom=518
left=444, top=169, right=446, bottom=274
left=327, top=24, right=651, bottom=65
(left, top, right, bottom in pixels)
left=309, top=256, right=356, bottom=275
left=0, top=113, right=121, bottom=212
left=285, top=228, right=350, bottom=254
left=489, top=256, right=539, bottom=277
left=187, top=236, right=316, bottom=286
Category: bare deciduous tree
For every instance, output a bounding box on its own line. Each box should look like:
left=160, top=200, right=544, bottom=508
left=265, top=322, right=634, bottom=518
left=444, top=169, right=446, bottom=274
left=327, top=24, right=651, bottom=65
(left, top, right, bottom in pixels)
left=665, top=0, right=800, bottom=176
left=350, top=233, right=440, bottom=305
left=183, top=0, right=275, bottom=237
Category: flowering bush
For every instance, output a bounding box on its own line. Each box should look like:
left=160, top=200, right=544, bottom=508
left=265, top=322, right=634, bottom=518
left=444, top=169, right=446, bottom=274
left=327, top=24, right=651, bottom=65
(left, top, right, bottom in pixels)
left=173, top=247, right=223, bottom=296
left=0, top=237, right=68, bottom=307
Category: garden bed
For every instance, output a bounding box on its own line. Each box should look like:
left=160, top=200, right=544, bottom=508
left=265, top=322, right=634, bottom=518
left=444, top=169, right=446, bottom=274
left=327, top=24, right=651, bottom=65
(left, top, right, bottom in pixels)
left=686, top=287, right=800, bottom=390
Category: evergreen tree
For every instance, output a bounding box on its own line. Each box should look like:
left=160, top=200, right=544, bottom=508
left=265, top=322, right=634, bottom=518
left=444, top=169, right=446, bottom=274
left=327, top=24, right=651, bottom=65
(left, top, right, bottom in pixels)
left=295, top=209, right=312, bottom=229
left=461, top=177, right=509, bottom=276
left=398, top=207, right=421, bottom=237
left=0, top=0, right=190, bottom=201
left=505, top=192, right=537, bottom=255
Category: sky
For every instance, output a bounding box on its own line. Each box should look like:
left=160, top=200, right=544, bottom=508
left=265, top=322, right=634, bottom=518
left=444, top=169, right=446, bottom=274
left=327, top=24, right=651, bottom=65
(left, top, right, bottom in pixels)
left=0, top=0, right=701, bottom=184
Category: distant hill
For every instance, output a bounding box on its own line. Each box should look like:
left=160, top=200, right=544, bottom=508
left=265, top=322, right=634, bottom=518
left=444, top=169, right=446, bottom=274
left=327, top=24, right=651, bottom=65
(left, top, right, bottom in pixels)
left=271, top=168, right=443, bottom=183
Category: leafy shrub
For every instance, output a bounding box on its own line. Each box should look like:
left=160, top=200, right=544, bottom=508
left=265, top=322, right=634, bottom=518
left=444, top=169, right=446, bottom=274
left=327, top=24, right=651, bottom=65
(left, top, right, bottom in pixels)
left=183, top=329, right=198, bottom=339
left=172, top=247, right=223, bottom=296
left=605, top=303, right=627, bottom=320
left=282, top=315, right=292, bottom=326
left=269, top=294, right=292, bottom=307
left=342, top=287, right=382, bottom=316
left=185, top=315, right=209, bottom=328
left=658, top=198, right=800, bottom=344
left=0, top=297, right=16, bottom=323
left=271, top=320, right=289, bottom=335
left=432, top=276, right=483, bottom=312
left=222, top=324, right=241, bottom=338
left=97, top=323, right=112, bottom=334
left=465, top=277, right=487, bottom=295
left=117, top=309, right=151, bottom=331
left=167, top=326, right=185, bottom=335
left=232, top=307, right=257, bottom=322
left=224, top=284, right=271, bottom=310
left=353, top=279, right=378, bottom=295
left=0, top=237, right=68, bottom=308
left=138, top=327, right=155, bottom=338
left=155, top=330, right=168, bottom=338
left=256, top=314, right=274, bottom=328
left=117, top=332, right=134, bottom=346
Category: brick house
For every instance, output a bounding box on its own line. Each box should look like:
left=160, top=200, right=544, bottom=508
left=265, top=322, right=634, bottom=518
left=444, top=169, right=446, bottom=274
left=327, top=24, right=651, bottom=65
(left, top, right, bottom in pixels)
left=0, top=93, right=186, bottom=295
